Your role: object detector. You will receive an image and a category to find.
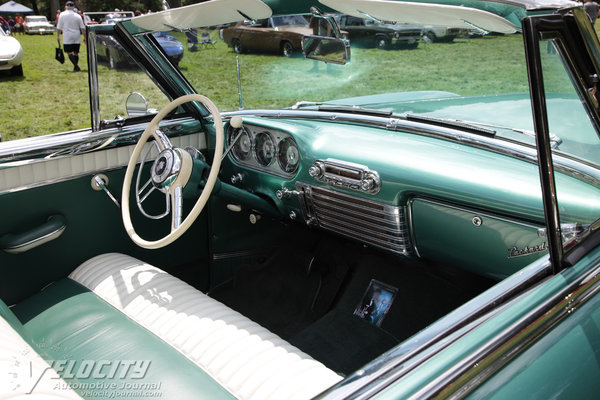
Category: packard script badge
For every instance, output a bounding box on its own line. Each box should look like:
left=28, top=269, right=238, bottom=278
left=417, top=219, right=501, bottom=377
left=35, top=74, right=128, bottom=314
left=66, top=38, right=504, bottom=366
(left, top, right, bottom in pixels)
left=507, top=242, right=548, bottom=258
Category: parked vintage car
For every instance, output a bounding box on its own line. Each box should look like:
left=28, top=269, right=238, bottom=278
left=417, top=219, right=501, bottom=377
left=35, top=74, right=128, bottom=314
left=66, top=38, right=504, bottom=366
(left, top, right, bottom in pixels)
left=23, top=15, right=56, bottom=35
left=3, top=0, right=600, bottom=398
left=422, top=25, right=468, bottom=42
left=337, top=14, right=423, bottom=49
left=96, top=17, right=184, bottom=68
left=0, top=28, right=23, bottom=76
left=222, top=14, right=313, bottom=56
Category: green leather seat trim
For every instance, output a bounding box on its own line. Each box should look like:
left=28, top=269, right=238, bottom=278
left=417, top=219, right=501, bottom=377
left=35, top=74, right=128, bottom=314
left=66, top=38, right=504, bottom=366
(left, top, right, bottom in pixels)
left=0, top=297, right=38, bottom=348
left=12, top=278, right=236, bottom=400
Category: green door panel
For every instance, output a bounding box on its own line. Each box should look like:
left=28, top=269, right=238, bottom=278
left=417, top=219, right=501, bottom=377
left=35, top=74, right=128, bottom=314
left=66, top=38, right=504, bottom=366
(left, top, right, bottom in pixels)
left=411, top=198, right=547, bottom=279
left=0, top=167, right=209, bottom=305
left=12, top=278, right=235, bottom=400
left=464, top=274, right=600, bottom=399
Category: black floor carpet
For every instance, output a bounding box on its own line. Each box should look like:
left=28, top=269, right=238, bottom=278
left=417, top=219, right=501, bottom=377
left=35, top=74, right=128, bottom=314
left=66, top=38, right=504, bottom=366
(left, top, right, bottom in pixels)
left=210, top=230, right=495, bottom=375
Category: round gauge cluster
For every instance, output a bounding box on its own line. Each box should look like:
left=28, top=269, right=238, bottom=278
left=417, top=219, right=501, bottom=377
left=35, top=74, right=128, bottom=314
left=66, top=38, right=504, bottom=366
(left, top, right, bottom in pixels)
left=227, top=124, right=300, bottom=176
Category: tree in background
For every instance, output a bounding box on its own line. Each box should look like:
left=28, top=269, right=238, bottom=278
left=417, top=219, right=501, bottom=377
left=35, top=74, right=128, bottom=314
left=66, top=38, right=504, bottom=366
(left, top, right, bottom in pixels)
left=23, top=0, right=164, bottom=20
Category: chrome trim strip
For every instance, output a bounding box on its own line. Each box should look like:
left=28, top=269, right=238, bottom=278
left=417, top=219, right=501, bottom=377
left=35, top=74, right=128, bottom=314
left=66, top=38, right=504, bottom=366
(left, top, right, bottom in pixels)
left=0, top=130, right=205, bottom=194
left=222, top=109, right=600, bottom=188
left=315, top=256, right=552, bottom=400
left=87, top=29, right=100, bottom=131
left=0, top=117, right=199, bottom=162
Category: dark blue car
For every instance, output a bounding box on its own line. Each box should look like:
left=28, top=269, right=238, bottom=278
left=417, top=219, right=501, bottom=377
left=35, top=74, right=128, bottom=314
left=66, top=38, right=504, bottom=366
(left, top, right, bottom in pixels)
left=96, top=18, right=184, bottom=68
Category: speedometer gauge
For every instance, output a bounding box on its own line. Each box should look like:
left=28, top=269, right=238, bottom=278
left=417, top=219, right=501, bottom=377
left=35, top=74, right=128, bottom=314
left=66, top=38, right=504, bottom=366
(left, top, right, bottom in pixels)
left=229, top=127, right=252, bottom=161
left=277, top=137, right=299, bottom=173
left=254, top=131, right=275, bottom=166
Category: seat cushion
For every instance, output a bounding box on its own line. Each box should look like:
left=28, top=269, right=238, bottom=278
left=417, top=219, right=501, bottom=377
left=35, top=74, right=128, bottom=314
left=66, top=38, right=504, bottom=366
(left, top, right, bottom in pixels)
left=0, top=302, right=83, bottom=399
left=13, top=253, right=342, bottom=400
left=13, top=278, right=236, bottom=400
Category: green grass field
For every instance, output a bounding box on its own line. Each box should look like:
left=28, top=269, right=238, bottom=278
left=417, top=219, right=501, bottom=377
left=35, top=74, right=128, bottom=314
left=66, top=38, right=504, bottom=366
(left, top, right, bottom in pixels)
left=0, top=30, right=557, bottom=141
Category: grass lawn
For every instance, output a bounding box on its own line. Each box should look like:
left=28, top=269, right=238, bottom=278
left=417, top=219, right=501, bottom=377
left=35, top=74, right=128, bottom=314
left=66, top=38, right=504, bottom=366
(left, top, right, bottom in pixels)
left=0, top=28, right=579, bottom=141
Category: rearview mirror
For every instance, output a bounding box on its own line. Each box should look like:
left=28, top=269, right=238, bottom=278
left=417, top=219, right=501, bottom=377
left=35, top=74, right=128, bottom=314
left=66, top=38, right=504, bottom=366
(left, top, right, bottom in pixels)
left=302, top=36, right=351, bottom=65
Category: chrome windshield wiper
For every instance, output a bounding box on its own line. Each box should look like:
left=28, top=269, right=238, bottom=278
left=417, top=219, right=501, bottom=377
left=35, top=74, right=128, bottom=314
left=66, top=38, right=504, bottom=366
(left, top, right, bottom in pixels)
left=403, top=114, right=496, bottom=138
left=443, top=119, right=563, bottom=149
left=290, top=101, right=393, bottom=117
left=418, top=119, right=563, bottom=149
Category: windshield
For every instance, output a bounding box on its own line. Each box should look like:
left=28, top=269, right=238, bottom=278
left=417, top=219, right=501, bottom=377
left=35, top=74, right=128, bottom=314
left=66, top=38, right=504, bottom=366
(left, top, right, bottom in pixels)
left=271, top=15, right=310, bottom=27
left=158, top=25, right=532, bottom=127
left=26, top=17, right=47, bottom=23
left=129, top=6, right=600, bottom=168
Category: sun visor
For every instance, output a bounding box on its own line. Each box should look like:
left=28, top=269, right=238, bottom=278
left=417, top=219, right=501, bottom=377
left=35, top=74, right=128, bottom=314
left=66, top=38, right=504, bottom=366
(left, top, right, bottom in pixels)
left=131, top=0, right=272, bottom=31
left=320, top=0, right=519, bottom=33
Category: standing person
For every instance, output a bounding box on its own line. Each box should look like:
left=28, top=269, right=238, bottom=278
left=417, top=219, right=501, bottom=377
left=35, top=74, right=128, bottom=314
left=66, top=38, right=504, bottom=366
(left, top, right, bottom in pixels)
left=14, top=14, right=23, bottom=35
left=584, top=0, right=600, bottom=25
left=8, top=16, right=15, bottom=35
left=0, top=16, right=9, bottom=34
left=57, top=1, right=86, bottom=72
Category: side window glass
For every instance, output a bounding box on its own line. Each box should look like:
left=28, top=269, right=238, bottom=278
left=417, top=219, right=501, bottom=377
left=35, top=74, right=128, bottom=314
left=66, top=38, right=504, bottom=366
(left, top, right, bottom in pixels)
left=94, top=33, right=169, bottom=123
left=541, top=40, right=600, bottom=167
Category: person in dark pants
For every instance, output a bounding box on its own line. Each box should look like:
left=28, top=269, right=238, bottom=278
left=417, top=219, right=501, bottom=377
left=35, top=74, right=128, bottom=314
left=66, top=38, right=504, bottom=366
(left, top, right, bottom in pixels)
left=56, top=1, right=86, bottom=71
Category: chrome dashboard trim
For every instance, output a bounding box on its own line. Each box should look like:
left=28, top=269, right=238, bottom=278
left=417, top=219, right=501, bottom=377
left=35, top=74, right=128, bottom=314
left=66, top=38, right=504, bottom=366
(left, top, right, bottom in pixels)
left=297, top=183, right=412, bottom=256
left=222, top=109, right=600, bottom=189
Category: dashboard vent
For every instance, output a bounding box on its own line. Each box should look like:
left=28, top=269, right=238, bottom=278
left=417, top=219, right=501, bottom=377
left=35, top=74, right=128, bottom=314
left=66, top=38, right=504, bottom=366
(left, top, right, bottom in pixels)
left=297, top=183, right=412, bottom=256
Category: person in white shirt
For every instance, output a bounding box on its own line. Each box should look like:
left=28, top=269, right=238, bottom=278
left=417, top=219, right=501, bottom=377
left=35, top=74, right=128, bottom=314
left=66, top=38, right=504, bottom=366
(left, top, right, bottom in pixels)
left=56, top=1, right=86, bottom=71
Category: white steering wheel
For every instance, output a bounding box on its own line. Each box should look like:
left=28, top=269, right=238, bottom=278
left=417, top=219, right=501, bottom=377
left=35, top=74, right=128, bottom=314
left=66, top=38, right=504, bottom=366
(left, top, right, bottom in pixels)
left=121, top=94, right=224, bottom=249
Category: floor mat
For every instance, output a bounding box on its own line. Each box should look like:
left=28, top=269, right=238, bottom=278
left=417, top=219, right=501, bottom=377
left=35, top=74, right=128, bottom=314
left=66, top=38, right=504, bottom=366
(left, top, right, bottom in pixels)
left=210, top=235, right=351, bottom=339
left=289, top=309, right=399, bottom=375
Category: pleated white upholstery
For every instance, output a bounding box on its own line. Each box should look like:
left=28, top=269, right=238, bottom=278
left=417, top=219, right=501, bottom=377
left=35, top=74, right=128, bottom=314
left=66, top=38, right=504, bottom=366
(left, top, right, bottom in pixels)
left=0, top=317, right=83, bottom=399
left=69, top=253, right=343, bottom=400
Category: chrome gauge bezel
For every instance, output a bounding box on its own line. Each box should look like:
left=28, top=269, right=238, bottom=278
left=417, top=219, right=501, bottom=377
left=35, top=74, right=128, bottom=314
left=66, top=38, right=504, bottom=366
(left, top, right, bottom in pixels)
left=277, top=137, right=300, bottom=174
left=226, top=123, right=300, bottom=178
left=254, top=131, right=276, bottom=167
left=228, top=126, right=252, bottom=161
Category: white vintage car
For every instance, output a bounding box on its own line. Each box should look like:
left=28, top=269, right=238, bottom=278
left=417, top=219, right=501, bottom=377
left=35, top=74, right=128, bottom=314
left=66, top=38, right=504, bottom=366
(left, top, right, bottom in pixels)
left=24, top=15, right=56, bottom=34
left=0, top=28, right=23, bottom=76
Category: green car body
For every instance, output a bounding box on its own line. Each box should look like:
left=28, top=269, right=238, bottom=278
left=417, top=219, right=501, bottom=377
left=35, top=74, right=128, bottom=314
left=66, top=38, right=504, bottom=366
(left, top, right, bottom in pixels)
left=2, top=0, right=600, bottom=398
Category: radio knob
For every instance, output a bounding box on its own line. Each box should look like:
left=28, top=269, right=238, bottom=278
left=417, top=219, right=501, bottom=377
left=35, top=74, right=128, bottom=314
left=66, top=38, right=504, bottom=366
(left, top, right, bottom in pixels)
left=309, top=164, right=322, bottom=178
left=361, top=177, right=375, bottom=191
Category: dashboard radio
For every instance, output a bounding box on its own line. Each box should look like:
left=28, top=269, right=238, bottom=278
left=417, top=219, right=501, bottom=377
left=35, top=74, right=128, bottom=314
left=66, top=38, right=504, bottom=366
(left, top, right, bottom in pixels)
left=308, top=158, right=381, bottom=194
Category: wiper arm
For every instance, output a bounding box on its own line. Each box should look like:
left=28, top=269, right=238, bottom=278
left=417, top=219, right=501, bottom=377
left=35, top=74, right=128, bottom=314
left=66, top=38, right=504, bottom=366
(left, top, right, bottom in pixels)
left=318, top=104, right=393, bottom=117
left=403, top=114, right=496, bottom=137
left=290, top=101, right=393, bottom=117
left=448, top=119, right=563, bottom=149
left=290, top=100, right=323, bottom=109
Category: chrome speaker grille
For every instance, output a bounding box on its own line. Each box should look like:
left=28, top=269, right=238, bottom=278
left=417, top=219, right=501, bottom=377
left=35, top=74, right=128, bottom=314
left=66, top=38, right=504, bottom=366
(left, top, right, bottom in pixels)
left=297, top=183, right=412, bottom=256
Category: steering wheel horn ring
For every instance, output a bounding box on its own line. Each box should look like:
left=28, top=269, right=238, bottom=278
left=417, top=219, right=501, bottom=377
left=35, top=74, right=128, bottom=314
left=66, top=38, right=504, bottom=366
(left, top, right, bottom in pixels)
left=121, top=94, right=224, bottom=249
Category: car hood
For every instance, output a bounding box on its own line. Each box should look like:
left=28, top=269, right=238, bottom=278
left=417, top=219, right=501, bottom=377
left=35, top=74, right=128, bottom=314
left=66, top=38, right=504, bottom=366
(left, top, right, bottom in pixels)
left=26, top=22, right=53, bottom=27
left=328, top=90, right=595, bottom=162
left=330, top=91, right=533, bottom=129
left=0, top=35, right=23, bottom=58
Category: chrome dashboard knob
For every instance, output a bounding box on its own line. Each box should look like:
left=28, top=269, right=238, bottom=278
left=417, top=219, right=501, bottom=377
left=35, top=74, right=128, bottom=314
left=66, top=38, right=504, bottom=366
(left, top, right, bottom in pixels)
left=309, top=164, right=322, bottom=178
left=361, top=177, right=375, bottom=191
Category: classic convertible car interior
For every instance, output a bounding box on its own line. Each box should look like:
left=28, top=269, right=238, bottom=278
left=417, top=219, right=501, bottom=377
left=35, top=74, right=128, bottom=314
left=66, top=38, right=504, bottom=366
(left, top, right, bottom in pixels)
left=3, top=0, right=600, bottom=398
